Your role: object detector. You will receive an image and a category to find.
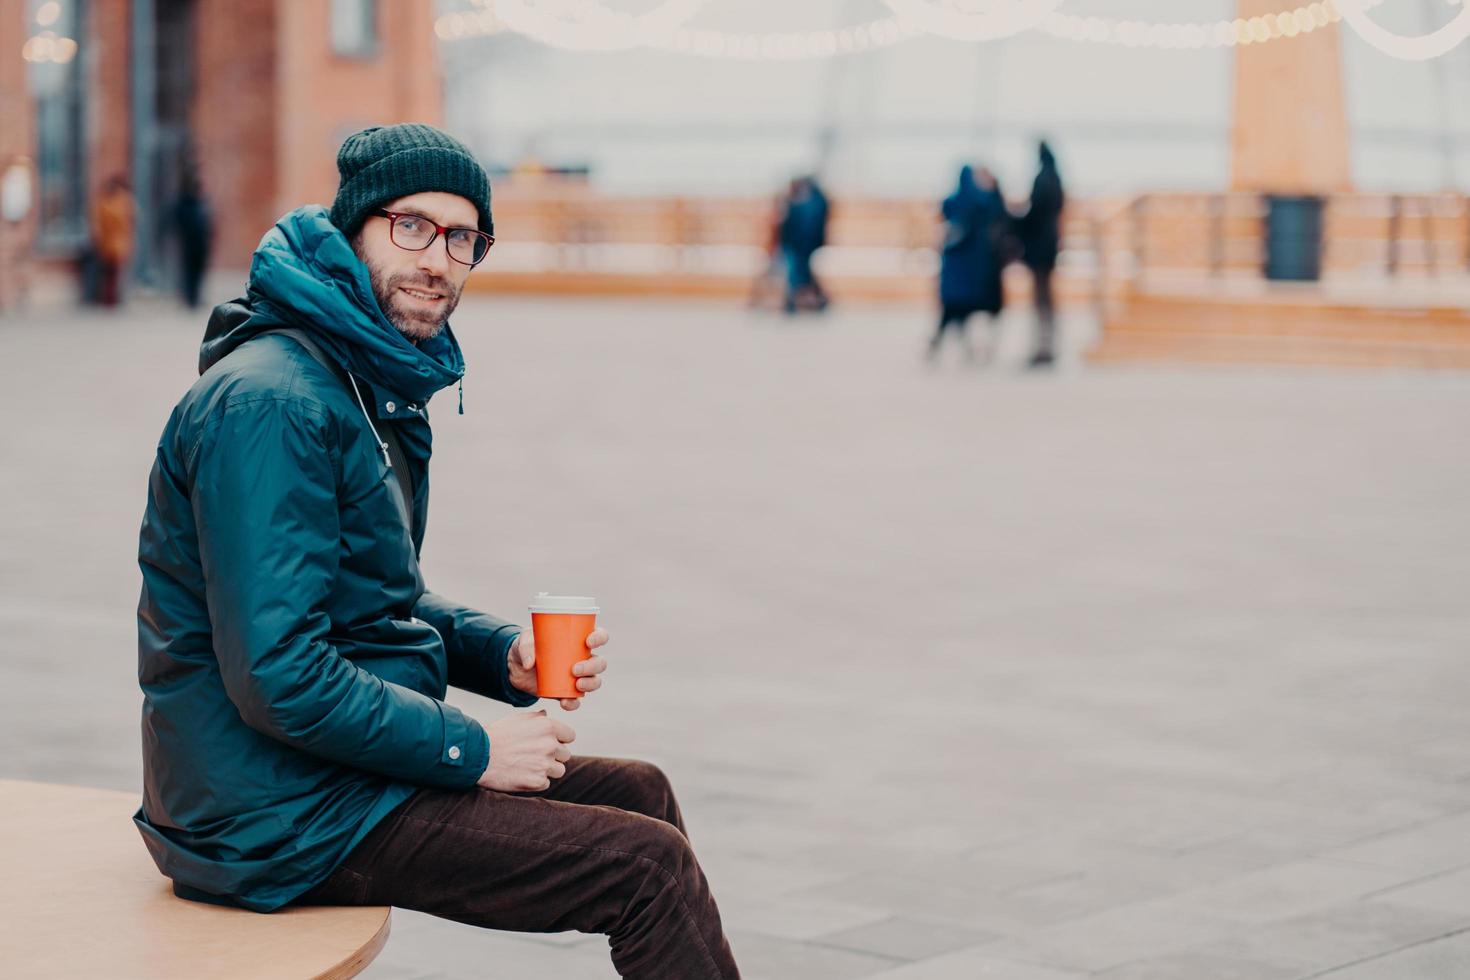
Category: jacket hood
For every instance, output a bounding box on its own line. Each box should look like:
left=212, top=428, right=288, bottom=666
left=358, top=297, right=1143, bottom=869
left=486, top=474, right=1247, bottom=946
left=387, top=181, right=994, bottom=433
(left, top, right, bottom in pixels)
left=199, top=205, right=466, bottom=408
left=946, top=165, right=989, bottom=216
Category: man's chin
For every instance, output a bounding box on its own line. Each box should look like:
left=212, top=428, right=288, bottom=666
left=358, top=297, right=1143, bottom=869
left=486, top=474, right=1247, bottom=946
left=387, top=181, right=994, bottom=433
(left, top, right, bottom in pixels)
left=388, top=310, right=446, bottom=342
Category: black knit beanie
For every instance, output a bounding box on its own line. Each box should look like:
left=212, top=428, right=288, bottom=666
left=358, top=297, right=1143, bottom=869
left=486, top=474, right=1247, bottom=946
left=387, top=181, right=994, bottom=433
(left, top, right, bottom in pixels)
left=328, top=123, right=493, bottom=238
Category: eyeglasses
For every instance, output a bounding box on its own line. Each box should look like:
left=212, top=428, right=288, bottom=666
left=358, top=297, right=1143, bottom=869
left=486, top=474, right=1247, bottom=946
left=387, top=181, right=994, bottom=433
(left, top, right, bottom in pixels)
left=372, top=208, right=494, bottom=267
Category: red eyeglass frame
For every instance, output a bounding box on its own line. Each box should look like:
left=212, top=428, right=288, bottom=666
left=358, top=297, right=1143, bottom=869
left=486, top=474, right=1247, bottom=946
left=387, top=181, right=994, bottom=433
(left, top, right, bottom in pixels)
left=372, top=208, right=495, bottom=267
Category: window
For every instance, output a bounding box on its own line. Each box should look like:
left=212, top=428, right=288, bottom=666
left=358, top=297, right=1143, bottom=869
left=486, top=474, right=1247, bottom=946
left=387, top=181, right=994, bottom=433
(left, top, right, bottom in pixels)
left=31, top=0, right=87, bottom=249
left=331, top=0, right=378, bottom=58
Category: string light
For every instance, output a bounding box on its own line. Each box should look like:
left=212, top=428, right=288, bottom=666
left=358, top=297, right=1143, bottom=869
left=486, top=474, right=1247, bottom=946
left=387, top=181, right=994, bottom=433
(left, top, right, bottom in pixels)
left=880, top=0, right=1064, bottom=42
left=433, top=0, right=1457, bottom=61
left=666, top=17, right=916, bottom=60
left=1336, top=0, right=1470, bottom=60
left=1039, top=1, right=1368, bottom=49
left=21, top=30, right=77, bottom=63
left=439, top=1, right=919, bottom=56
left=487, top=0, right=708, bottom=51
left=435, top=8, right=506, bottom=40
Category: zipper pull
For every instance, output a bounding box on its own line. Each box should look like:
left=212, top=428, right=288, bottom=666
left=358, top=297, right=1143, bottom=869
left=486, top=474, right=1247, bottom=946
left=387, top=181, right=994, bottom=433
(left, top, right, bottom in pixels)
left=458, top=377, right=464, bottom=415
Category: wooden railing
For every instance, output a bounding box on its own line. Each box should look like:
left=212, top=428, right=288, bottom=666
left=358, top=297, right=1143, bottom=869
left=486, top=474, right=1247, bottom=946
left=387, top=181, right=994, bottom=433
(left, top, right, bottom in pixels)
left=477, top=183, right=1470, bottom=306
left=480, top=184, right=1106, bottom=297
left=1092, top=191, right=1470, bottom=285
left=1330, top=194, right=1470, bottom=278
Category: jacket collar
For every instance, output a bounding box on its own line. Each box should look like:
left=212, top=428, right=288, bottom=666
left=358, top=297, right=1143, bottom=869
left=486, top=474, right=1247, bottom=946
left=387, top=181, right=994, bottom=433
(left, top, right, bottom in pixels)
left=242, top=205, right=467, bottom=410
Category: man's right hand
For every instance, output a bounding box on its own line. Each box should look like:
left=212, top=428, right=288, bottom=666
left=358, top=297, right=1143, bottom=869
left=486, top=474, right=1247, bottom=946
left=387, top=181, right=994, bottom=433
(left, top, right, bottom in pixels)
left=477, top=710, right=575, bottom=792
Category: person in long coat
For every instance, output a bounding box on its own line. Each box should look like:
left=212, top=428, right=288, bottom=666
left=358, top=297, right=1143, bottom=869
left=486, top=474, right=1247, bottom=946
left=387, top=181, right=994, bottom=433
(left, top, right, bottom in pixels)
left=171, top=171, right=213, bottom=309
left=929, top=164, right=1007, bottom=361
left=1018, top=141, right=1065, bottom=367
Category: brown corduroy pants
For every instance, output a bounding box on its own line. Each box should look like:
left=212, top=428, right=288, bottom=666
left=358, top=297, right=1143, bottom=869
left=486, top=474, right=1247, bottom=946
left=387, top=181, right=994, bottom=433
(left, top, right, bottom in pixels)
left=296, top=756, right=740, bottom=979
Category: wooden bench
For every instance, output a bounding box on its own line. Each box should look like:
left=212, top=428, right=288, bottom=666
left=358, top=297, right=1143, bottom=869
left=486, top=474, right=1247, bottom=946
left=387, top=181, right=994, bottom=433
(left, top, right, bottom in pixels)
left=0, top=779, right=390, bottom=979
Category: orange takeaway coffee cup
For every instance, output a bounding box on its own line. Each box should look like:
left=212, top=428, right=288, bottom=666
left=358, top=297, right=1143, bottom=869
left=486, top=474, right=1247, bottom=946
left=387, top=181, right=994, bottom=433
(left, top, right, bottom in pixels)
left=528, top=594, right=599, bottom=700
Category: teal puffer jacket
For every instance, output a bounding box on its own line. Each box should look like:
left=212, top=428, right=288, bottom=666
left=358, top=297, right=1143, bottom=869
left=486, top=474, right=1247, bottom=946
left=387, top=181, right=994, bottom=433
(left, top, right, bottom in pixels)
left=134, top=206, right=536, bottom=912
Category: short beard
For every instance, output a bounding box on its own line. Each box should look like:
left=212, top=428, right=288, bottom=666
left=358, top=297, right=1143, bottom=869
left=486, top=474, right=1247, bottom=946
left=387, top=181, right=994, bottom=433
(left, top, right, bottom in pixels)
left=353, top=238, right=463, bottom=343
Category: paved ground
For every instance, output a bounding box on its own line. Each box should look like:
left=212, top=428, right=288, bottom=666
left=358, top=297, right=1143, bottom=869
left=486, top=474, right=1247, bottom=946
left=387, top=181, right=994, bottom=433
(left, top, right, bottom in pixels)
left=3, top=294, right=1470, bottom=979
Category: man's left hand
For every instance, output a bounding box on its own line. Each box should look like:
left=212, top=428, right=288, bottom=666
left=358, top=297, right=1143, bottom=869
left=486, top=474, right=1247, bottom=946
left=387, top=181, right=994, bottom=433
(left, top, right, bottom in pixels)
left=508, top=628, right=609, bottom=711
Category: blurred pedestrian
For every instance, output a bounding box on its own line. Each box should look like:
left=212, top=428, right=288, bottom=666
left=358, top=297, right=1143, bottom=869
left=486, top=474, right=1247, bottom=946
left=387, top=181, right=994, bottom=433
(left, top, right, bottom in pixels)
left=929, top=164, right=1008, bottom=362
left=171, top=170, right=214, bottom=309
left=747, top=184, right=790, bottom=310
left=91, top=174, right=135, bottom=307
left=779, top=175, right=830, bottom=315
left=1018, top=141, right=1065, bottom=367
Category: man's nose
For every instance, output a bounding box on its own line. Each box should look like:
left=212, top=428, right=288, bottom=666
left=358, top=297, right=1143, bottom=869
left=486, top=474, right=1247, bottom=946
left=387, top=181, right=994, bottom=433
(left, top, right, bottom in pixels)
left=416, top=240, right=450, bottom=278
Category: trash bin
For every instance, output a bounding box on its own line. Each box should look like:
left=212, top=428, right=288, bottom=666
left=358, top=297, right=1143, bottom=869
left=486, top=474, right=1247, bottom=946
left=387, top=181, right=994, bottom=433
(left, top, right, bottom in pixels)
left=1263, top=194, right=1325, bottom=282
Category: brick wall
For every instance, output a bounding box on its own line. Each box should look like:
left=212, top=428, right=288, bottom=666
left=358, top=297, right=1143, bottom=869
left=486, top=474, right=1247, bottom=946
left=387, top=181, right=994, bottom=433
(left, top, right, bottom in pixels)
left=192, top=0, right=444, bottom=270
left=0, top=0, right=37, bottom=310
left=193, top=0, right=278, bottom=270
left=88, top=0, right=131, bottom=203
left=17, top=0, right=447, bottom=281
left=274, top=0, right=444, bottom=232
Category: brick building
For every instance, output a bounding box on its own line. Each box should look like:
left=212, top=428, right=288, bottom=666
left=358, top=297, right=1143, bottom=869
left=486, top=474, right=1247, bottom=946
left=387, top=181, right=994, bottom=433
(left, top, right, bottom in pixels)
left=4, top=0, right=443, bottom=307
left=1, top=0, right=40, bottom=309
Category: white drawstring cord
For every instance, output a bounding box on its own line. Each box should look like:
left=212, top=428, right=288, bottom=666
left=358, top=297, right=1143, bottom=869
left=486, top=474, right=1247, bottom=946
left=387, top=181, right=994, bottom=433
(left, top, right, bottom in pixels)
left=347, top=373, right=392, bottom=469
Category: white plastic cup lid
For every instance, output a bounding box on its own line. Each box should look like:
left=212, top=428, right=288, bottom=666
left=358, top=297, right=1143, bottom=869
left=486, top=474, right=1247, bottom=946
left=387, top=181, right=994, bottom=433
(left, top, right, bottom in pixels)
left=529, top=593, right=599, bottom=614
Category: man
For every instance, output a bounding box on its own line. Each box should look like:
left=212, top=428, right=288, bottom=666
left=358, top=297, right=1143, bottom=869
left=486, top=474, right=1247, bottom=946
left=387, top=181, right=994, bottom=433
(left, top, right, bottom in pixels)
left=135, top=124, right=740, bottom=979
left=170, top=168, right=213, bottom=309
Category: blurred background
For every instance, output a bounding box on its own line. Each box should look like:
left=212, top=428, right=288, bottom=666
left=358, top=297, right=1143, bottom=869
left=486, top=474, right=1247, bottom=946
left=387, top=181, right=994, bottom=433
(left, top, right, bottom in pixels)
left=3, top=0, right=1470, bottom=337
left=4, top=2, right=1470, bottom=979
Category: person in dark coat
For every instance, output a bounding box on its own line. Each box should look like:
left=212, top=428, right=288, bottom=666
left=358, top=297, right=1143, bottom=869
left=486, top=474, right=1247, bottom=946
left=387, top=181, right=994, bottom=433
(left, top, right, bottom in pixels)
left=778, top=175, right=830, bottom=314
left=134, top=123, right=739, bottom=979
left=171, top=171, right=213, bottom=309
left=1018, top=141, right=1065, bottom=367
left=929, top=164, right=1008, bottom=361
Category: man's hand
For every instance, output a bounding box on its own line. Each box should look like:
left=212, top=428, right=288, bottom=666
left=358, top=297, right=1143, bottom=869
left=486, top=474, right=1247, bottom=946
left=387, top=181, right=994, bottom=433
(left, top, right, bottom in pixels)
left=508, top=628, right=610, bottom=712
left=477, top=710, right=576, bottom=792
